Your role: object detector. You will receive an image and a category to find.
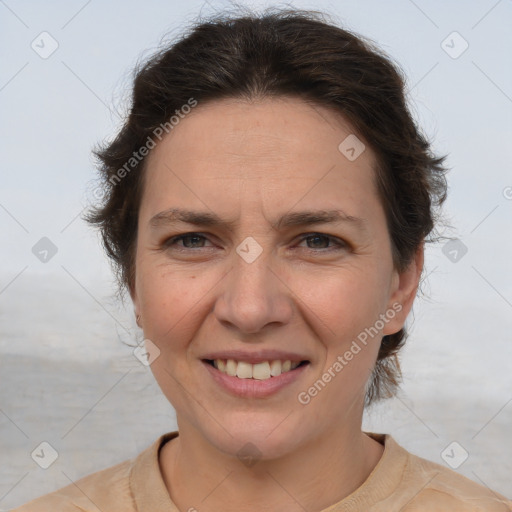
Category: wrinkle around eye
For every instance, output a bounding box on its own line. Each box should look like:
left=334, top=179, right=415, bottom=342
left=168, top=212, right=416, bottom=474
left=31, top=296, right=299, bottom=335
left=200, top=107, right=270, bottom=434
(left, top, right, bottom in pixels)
left=155, top=231, right=356, bottom=259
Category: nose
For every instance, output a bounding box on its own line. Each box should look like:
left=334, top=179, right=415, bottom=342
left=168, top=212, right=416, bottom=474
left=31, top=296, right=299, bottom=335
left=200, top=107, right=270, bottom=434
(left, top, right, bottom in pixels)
left=213, top=247, right=294, bottom=337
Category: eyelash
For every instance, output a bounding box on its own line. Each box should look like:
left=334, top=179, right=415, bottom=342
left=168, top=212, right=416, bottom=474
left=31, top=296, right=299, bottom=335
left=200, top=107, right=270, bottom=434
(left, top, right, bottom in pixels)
left=163, top=232, right=348, bottom=253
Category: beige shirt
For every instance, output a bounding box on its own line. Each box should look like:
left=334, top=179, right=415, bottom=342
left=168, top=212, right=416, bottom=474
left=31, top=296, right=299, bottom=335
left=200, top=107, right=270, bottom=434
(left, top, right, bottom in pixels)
left=13, top=431, right=511, bottom=511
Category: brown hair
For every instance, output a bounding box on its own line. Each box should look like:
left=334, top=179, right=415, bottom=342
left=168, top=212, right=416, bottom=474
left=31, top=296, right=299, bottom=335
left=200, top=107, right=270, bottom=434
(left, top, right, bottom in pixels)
left=84, top=7, right=447, bottom=406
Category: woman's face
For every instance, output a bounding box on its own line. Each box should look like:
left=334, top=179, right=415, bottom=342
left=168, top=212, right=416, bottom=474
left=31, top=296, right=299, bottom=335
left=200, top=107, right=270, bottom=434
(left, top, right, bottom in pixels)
left=132, top=97, right=420, bottom=459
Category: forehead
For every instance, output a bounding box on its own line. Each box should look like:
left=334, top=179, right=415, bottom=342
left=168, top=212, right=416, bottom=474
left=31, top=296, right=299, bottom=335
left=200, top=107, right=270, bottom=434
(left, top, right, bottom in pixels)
left=140, top=97, right=380, bottom=220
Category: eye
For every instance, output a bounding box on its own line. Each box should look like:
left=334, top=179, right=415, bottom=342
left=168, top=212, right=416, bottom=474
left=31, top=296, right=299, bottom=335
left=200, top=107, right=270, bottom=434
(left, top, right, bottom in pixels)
left=164, top=233, right=213, bottom=249
left=162, top=232, right=348, bottom=253
left=296, top=233, right=348, bottom=252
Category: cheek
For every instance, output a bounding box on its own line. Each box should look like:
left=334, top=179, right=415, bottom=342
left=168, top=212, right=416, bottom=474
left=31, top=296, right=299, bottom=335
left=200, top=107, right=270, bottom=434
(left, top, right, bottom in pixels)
left=137, top=267, right=213, bottom=349
left=299, top=267, right=389, bottom=343
left=297, top=273, right=387, bottom=408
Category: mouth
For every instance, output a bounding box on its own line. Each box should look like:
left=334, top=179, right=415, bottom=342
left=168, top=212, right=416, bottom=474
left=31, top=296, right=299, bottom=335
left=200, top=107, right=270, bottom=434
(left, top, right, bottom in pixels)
left=203, top=358, right=310, bottom=380
left=202, top=357, right=310, bottom=398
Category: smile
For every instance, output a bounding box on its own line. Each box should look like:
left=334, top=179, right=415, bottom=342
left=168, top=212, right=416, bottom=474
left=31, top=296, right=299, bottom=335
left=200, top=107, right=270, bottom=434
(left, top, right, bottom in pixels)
left=202, top=357, right=310, bottom=398
left=206, top=359, right=307, bottom=380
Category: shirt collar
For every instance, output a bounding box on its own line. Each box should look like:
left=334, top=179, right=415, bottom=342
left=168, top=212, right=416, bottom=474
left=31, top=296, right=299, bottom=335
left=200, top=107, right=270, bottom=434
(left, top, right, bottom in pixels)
left=322, top=433, right=408, bottom=511
left=130, top=431, right=180, bottom=511
left=129, top=431, right=407, bottom=512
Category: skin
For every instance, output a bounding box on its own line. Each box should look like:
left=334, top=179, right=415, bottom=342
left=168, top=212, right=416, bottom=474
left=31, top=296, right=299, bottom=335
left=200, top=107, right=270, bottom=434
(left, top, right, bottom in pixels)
left=130, top=96, right=423, bottom=512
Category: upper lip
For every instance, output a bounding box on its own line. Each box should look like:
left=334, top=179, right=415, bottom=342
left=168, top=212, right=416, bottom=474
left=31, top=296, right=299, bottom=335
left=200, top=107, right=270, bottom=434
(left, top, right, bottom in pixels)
left=201, top=349, right=310, bottom=364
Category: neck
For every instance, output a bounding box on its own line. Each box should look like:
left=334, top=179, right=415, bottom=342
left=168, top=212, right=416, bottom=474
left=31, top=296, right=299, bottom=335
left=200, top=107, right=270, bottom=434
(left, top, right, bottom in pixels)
left=159, top=422, right=384, bottom=512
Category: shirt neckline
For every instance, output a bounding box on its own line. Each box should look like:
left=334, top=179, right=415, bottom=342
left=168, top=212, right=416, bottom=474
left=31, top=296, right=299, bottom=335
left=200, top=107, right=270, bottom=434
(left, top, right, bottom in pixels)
left=130, top=431, right=180, bottom=511
left=130, top=431, right=408, bottom=512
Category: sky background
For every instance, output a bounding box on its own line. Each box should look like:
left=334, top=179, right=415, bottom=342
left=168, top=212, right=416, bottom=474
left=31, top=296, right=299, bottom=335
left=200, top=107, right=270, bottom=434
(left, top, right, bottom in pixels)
left=0, top=0, right=511, bottom=506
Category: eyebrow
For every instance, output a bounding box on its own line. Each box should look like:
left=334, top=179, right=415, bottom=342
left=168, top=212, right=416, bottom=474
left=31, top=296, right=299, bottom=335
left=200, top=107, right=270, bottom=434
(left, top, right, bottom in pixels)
left=149, top=207, right=367, bottom=232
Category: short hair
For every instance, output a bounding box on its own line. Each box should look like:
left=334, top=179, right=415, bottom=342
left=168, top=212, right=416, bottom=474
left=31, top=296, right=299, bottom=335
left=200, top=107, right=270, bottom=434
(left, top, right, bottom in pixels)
left=84, top=8, right=448, bottom=406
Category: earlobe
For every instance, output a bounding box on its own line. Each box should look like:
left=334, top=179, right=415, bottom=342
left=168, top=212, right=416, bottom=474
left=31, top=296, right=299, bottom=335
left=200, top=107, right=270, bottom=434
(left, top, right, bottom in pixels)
left=383, top=244, right=424, bottom=335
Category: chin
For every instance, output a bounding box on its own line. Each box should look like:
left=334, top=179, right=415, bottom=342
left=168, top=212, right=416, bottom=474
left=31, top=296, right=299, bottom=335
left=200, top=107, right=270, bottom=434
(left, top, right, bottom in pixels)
left=197, top=411, right=309, bottom=462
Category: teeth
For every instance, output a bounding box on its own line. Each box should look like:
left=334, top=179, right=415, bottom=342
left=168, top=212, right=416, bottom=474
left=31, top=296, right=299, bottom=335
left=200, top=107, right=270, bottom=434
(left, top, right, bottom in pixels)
left=252, top=362, right=271, bottom=380
left=226, top=359, right=237, bottom=377
left=269, top=360, right=282, bottom=377
left=212, top=359, right=302, bottom=380
left=236, top=361, right=253, bottom=379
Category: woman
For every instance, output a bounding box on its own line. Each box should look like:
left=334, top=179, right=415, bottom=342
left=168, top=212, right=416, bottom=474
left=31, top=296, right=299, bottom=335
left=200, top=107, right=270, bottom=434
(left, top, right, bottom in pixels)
left=14, top=8, right=511, bottom=512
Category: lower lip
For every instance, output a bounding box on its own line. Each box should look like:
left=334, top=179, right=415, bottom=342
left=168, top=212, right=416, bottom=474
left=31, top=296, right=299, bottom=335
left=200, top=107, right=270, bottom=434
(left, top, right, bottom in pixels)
left=202, top=360, right=309, bottom=398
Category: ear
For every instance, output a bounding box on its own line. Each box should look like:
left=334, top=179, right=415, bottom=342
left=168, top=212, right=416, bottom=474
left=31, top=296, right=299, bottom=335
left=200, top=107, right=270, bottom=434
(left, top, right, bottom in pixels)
left=382, top=243, right=424, bottom=336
